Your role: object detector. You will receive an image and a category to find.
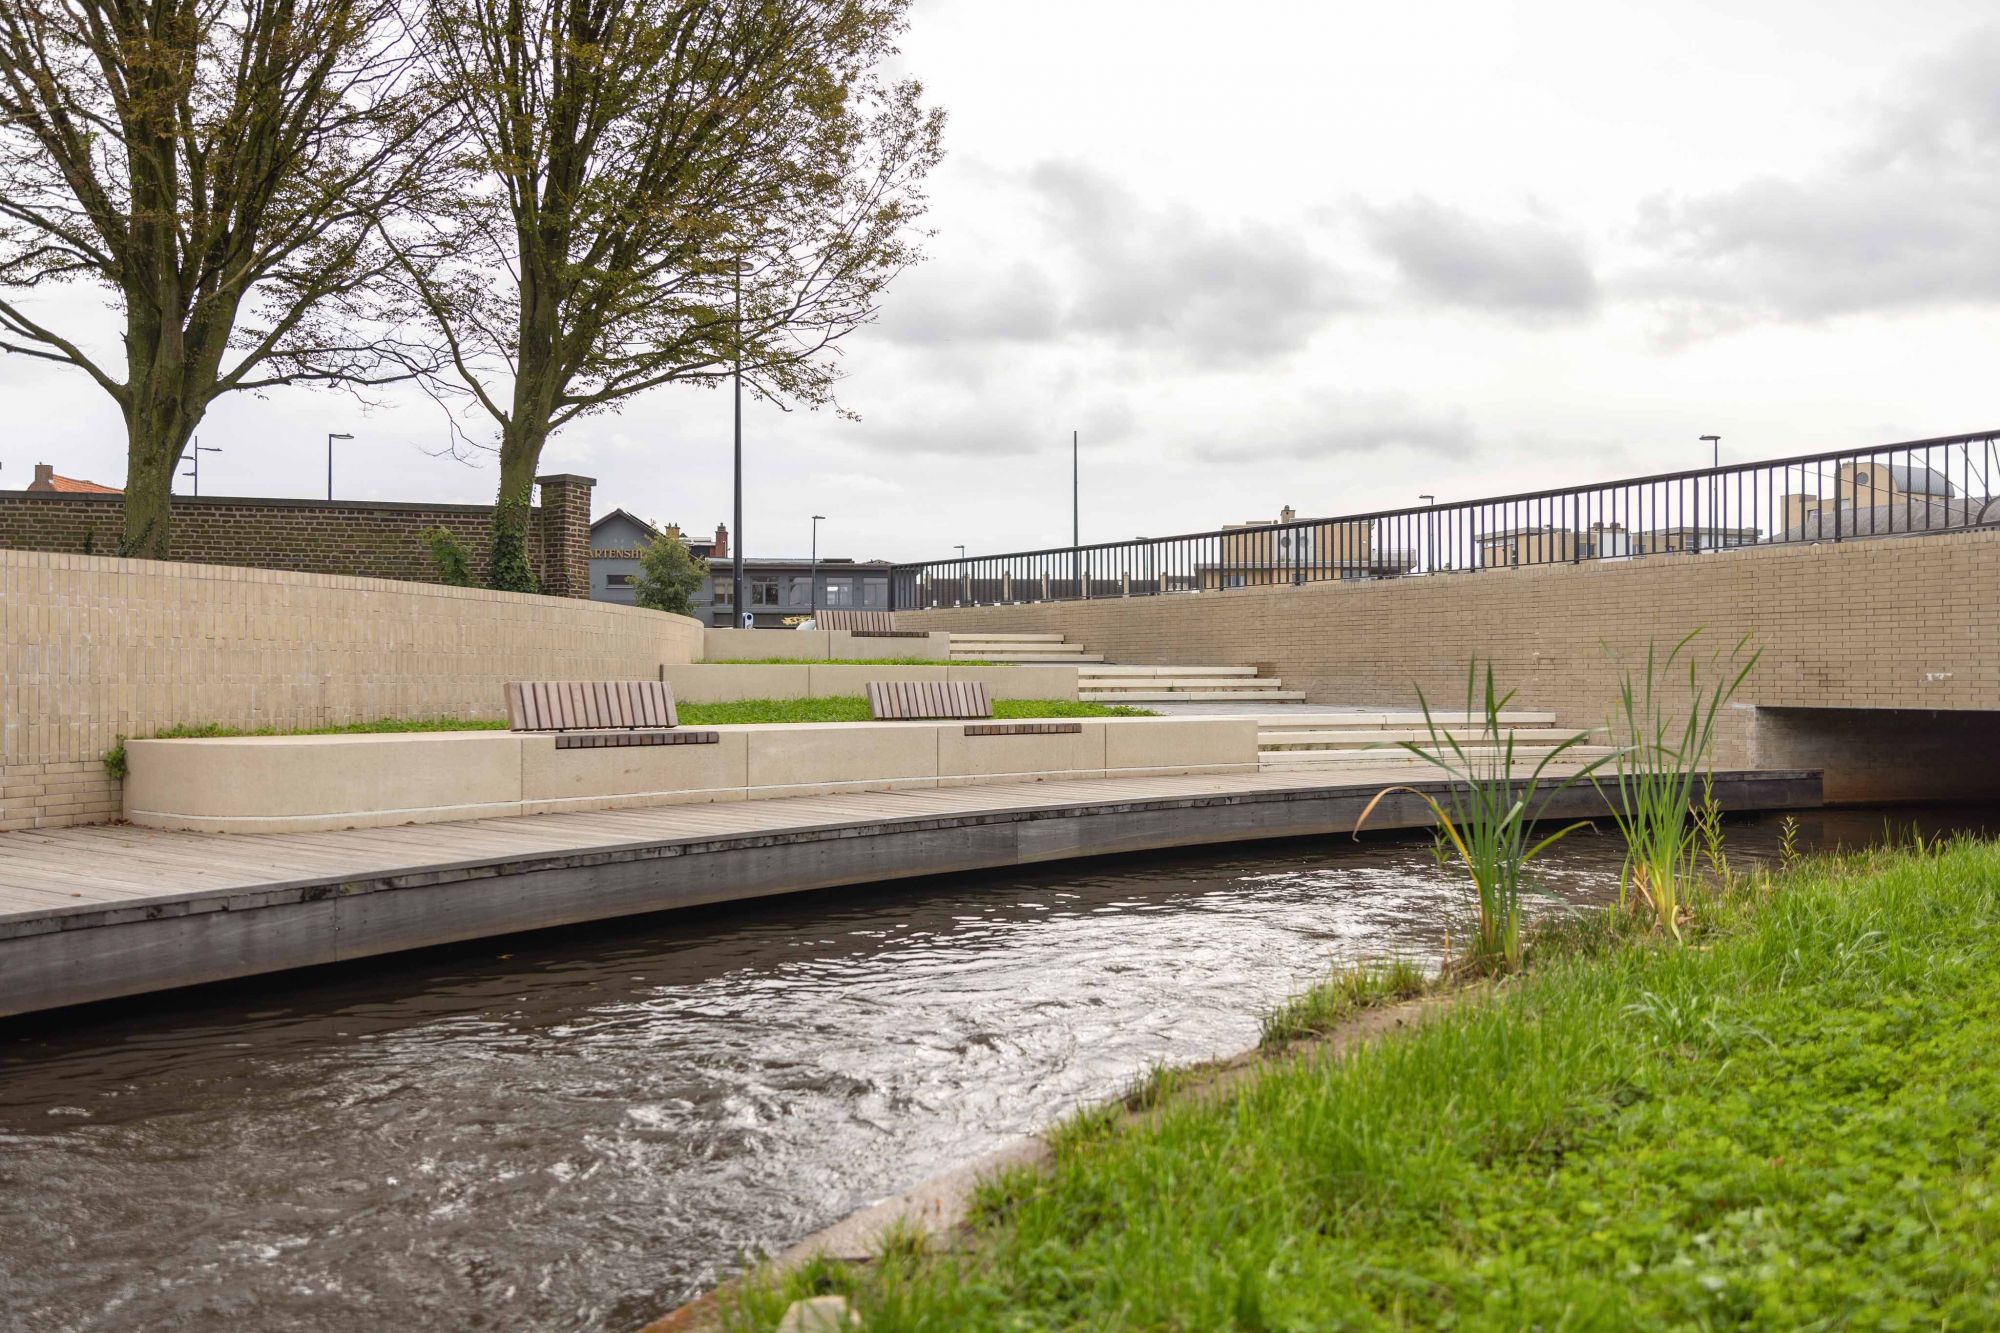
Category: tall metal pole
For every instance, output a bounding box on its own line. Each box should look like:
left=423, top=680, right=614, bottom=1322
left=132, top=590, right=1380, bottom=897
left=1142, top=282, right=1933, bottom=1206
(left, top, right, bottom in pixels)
left=1700, top=434, right=1721, bottom=551
left=732, top=262, right=745, bottom=626
left=810, top=514, right=824, bottom=619
left=326, top=433, right=351, bottom=501
left=1071, top=429, right=1080, bottom=595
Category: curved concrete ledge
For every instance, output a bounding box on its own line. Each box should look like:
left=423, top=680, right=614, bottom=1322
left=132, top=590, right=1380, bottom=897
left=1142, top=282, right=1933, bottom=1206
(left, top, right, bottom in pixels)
left=123, top=718, right=1259, bottom=833
left=660, top=662, right=1079, bottom=704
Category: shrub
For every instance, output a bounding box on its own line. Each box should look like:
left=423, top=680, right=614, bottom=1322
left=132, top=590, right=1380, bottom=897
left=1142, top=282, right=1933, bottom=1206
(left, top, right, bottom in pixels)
left=634, top=527, right=708, bottom=616
left=1597, top=631, right=1758, bottom=939
left=421, top=526, right=477, bottom=587
left=1358, top=661, right=1607, bottom=972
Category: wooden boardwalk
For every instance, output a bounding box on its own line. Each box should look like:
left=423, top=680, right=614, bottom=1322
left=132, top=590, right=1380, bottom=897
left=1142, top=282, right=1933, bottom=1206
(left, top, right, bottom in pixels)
left=0, top=765, right=1821, bottom=1017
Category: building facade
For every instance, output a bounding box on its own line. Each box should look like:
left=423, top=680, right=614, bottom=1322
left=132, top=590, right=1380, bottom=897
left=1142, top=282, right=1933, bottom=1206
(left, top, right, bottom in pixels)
left=588, top=512, right=892, bottom=626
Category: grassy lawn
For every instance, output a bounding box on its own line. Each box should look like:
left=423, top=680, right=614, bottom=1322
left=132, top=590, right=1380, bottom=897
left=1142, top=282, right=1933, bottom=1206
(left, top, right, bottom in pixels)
left=677, top=698, right=1153, bottom=726
left=112, top=697, right=1151, bottom=760
left=728, top=838, right=2000, bottom=1330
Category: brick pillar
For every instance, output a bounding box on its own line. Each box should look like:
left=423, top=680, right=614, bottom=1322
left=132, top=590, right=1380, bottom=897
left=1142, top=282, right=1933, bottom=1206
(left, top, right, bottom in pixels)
left=534, top=473, right=595, bottom=598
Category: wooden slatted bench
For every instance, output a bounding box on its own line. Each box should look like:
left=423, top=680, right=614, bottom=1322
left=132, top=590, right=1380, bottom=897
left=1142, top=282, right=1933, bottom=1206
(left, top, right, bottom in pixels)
left=865, top=680, right=1082, bottom=736
left=506, top=680, right=719, bottom=750
left=817, top=609, right=928, bottom=638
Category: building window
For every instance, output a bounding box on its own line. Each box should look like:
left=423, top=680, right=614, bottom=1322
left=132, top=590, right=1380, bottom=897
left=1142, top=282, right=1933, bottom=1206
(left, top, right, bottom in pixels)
left=712, top=583, right=733, bottom=605
left=863, top=579, right=887, bottom=607
left=823, top=577, right=855, bottom=607
left=605, top=573, right=634, bottom=587
left=751, top=579, right=780, bottom=606
left=787, top=579, right=811, bottom=608
left=1225, top=573, right=1246, bottom=589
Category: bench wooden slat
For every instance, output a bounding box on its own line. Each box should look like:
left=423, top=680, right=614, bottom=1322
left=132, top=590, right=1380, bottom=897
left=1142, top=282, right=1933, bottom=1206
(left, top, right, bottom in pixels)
left=818, top=609, right=899, bottom=633
left=865, top=679, right=991, bottom=720
left=506, top=680, right=685, bottom=734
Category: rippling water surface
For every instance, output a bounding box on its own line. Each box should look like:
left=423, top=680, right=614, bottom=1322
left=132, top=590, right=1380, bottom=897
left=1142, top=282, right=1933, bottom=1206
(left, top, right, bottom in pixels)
left=1, top=806, right=1989, bottom=1330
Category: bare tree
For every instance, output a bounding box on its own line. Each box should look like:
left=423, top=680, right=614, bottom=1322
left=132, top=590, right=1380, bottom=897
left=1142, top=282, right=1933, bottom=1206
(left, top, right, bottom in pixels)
left=0, top=0, right=447, bottom=555
left=411, top=0, right=942, bottom=588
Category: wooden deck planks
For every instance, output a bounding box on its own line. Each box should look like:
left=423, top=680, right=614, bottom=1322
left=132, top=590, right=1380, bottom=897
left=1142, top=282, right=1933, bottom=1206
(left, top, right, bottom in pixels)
left=0, top=764, right=1763, bottom=922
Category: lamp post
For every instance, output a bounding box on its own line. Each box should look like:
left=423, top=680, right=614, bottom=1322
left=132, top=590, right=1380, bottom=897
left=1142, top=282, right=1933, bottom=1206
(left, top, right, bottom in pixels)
left=1700, top=434, right=1721, bottom=551
left=326, top=433, right=352, bottom=501
left=181, top=438, right=221, bottom=496
left=732, top=261, right=746, bottom=627
left=810, top=514, right=825, bottom=620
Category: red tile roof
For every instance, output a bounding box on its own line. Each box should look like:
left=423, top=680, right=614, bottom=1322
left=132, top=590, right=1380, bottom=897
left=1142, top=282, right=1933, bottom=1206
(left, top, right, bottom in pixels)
left=26, top=471, right=121, bottom=494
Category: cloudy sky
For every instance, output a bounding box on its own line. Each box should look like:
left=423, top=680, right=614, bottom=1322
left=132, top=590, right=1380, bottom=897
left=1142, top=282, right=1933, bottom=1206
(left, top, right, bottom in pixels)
left=5, top=0, right=1998, bottom=563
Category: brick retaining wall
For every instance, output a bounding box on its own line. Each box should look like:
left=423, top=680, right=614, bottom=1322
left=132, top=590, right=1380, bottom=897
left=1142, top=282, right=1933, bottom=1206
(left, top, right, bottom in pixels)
left=0, top=473, right=594, bottom=596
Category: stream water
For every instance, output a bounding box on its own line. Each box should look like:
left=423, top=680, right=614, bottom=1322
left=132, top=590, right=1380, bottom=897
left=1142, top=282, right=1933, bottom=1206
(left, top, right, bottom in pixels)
left=1, top=805, right=1991, bottom=1331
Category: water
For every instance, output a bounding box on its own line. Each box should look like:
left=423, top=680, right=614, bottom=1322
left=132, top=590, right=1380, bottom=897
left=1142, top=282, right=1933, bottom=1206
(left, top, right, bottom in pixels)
left=0, top=806, right=1989, bottom=1331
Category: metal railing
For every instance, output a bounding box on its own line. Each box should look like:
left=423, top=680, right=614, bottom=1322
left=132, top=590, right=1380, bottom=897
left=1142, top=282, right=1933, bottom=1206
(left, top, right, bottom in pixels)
left=889, top=428, right=2000, bottom=611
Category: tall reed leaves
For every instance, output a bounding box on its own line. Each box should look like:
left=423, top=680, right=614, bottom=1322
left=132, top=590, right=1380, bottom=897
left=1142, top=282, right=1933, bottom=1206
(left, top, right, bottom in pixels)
left=1358, top=662, right=1605, bottom=972
left=1597, top=630, right=1759, bottom=939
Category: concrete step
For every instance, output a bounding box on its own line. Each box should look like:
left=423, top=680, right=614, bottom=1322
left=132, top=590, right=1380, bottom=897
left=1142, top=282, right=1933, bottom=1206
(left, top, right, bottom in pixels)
left=1259, top=745, right=1617, bottom=767
left=1081, top=689, right=1308, bottom=703
left=1254, top=710, right=1560, bottom=730
left=1257, top=727, right=1591, bottom=750
left=1086, top=678, right=1288, bottom=692
left=955, top=652, right=1104, bottom=663
left=946, top=633, right=1068, bottom=644
left=1078, top=665, right=1260, bottom=678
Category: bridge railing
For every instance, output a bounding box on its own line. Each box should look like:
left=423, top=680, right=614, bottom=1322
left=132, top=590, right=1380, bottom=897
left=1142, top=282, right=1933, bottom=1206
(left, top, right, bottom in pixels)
left=889, top=429, right=2000, bottom=611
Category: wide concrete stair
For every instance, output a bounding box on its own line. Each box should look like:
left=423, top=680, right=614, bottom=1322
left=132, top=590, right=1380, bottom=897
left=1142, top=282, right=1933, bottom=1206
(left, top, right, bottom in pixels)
left=947, top=632, right=1104, bottom=664
left=1256, top=711, right=1615, bottom=773
left=1077, top=664, right=1306, bottom=705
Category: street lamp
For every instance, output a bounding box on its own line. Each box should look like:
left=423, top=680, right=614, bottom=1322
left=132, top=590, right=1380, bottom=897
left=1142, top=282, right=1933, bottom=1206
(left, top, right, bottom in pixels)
left=731, top=260, right=746, bottom=628
left=1700, top=435, right=1721, bottom=551
left=326, top=433, right=352, bottom=501
left=810, top=514, right=825, bottom=620
left=180, top=437, right=221, bottom=496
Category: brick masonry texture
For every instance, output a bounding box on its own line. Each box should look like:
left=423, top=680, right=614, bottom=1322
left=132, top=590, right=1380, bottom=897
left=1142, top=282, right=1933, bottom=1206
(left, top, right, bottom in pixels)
left=0, top=550, right=703, bottom=830
left=901, top=529, right=2000, bottom=800
left=0, top=473, right=594, bottom=596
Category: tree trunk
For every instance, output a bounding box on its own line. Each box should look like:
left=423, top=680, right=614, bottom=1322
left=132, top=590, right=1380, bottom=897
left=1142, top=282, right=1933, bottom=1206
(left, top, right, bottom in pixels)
left=118, top=389, right=200, bottom=559
left=488, top=416, right=547, bottom=591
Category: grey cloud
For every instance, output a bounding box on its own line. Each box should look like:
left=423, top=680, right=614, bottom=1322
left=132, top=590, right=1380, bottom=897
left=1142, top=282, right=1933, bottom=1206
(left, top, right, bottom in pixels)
left=877, top=261, right=1063, bottom=345
left=833, top=395, right=1134, bottom=459
left=1630, top=26, right=2000, bottom=321
left=1189, top=392, right=1475, bottom=462
left=1362, top=198, right=1599, bottom=317
left=1028, top=160, right=1356, bottom=363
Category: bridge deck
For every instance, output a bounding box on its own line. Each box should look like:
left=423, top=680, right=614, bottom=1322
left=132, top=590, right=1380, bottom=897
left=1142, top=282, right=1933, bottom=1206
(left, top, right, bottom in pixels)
left=0, top=765, right=1821, bottom=1017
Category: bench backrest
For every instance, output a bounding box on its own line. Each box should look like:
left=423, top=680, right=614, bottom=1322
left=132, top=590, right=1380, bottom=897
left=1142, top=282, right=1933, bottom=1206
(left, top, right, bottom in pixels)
left=507, top=680, right=680, bottom=732
left=817, top=609, right=897, bottom=633
left=866, top=679, right=993, bottom=720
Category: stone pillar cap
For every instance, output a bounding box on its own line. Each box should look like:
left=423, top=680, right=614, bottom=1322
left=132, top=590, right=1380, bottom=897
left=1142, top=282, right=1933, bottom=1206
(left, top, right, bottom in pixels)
left=534, top=472, right=597, bottom=486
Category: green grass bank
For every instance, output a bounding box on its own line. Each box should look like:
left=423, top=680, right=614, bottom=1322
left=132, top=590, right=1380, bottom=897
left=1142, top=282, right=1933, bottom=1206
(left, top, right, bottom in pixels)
left=102, top=700, right=1153, bottom=776
left=729, top=838, right=2000, bottom=1330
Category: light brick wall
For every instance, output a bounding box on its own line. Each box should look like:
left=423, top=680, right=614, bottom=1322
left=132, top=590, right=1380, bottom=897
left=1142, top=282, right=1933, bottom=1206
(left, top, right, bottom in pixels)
left=0, top=550, right=704, bottom=830
left=902, top=528, right=2000, bottom=789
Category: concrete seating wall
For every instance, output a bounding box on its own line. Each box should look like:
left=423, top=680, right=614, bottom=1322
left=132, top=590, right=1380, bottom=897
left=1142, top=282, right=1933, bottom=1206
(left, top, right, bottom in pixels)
left=661, top=663, right=1080, bottom=703
left=122, top=717, right=1259, bottom=834
left=699, top=629, right=953, bottom=662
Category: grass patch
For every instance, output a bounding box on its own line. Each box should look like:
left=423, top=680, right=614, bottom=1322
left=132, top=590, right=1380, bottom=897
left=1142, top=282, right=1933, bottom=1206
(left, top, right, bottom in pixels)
left=676, top=698, right=1154, bottom=726
left=724, top=838, right=2000, bottom=1330
left=1258, top=956, right=1431, bottom=1048
left=102, top=717, right=506, bottom=776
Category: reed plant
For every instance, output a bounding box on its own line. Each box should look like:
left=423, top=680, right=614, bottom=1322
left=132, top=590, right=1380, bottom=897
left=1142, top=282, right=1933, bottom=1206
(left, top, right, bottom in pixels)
left=1597, top=631, right=1758, bottom=939
left=1357, top=662, right=1606, bottom=973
